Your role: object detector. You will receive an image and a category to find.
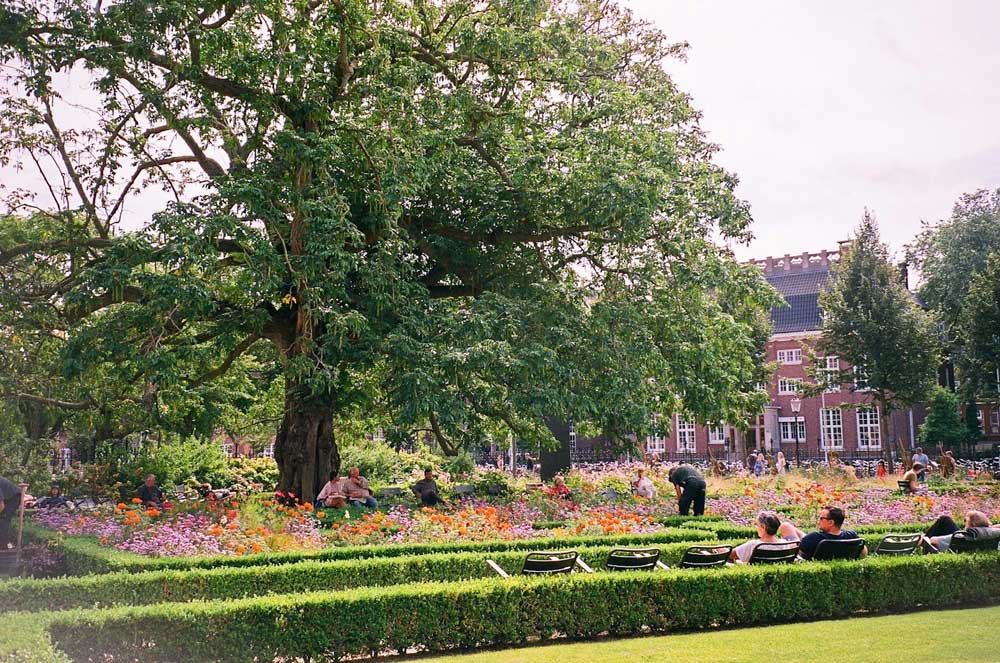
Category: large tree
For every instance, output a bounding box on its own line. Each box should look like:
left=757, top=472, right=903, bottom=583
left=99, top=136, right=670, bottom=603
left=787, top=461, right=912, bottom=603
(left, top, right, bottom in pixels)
left=818, top=211, right=939, bottom=459
left=958, top=251, right=1000, bottom=397
left=911, top=188, right=1000, bottom=396
left=1, top=0, right=777, bottom=501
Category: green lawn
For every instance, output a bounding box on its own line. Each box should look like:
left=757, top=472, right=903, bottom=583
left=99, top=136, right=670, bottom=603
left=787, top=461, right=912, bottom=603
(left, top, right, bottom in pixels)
left=419, top=605, right=1000, bottom=663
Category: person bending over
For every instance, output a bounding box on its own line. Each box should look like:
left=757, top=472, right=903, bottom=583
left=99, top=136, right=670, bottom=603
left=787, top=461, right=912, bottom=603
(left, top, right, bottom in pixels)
left=668, top=464, right=707, bottom=516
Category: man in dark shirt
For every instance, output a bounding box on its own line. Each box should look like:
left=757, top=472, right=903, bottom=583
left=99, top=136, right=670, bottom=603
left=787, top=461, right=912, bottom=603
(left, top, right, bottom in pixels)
left=794, top=506, right=868, bottom=560
left=668, top=464, right=707, bottom=516
left=137, top=474, right=164, bottom=508
left=411, top=469, right=444, bottom=506
left=0, top=475, right=24, bottom=548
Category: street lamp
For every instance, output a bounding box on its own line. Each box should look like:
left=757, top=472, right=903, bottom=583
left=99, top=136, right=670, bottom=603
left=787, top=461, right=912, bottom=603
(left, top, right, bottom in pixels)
left=790, top=397, right=802, bottom=468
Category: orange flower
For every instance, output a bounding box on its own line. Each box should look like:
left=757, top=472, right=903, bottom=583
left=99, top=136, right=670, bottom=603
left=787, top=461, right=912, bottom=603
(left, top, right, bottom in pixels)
left=316, top=511, right=326, bottom=519
left=117, top=503, right=126, bottom=510
left=251, top=543, right=262, bottom=553
left=227, top=510, right=238, bottom=521
left=227, top=522, right=238, bottom=530
left=131, top=498, right=142, bottom=504
left=145, top=509, right=161, bottom=517
left=210, top=525, right=223, bottom=537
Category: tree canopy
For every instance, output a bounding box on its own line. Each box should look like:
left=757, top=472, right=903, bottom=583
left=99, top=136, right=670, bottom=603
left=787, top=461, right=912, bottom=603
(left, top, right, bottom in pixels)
left=818, top=211, right=940, bottom=457
left=1, top=0, right=778, bottom=500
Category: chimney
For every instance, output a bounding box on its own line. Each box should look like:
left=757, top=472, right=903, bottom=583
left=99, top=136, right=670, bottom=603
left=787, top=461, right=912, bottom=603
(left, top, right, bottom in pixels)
left=898, top=260, right=910, bottom=290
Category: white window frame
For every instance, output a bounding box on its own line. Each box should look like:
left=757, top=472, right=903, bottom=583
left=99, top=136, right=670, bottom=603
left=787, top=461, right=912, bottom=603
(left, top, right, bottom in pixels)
left=260, top=442, right=275, bottom=459
left=976, top=408, right=984, bottom=428
left=820, top=408, right=844, bottom=450
left=778, top=417, right=806, bottom=443
left=856, top=407, right=881, bottom=450
left=58, top=447, right=72, bottom=472
left=372, top=428, right=385, bottom=443
left=777, top=348, right=802, bottom=365
left=676, top=417, right=697, bottom=452
left=820, top=356, right=840, bottom=393
left=777, top=377, right=802, bottom=395
left=221, top=442, right=234, bottom=457
left=568, top=423, right=578, bottom=452
left=853, top=365, right=871, bottom=391
left=991, top=408, right=999, bottom=434
left=708, top=425, right=727, bottom=445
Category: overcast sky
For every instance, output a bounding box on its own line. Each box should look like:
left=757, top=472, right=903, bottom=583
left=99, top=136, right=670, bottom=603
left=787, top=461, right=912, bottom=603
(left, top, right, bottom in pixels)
left=626, top=0, right=1000, bottom=261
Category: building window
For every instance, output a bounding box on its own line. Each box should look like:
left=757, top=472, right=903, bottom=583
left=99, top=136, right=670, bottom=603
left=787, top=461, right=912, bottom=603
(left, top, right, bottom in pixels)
left=261, top=442, right=275, bottom=459
left=820, top=356, right=840, bottom=393
left=221, top=442, right=234, bottom=457
left=991, top=408, right=999, bottom=434
left=777, top=377, right=802, bottom=395
left=372, top=428, right=385, bottom=443
left=568, top=423, right=578, bottom=453
left=708, top=425, right=727, bottom=445
left=58, top=447, right=72, bottom=472
left=853, top=365, right=871, bottom=391
left=676, top=418, right=696, bottom=452
left=856, top=407, right=881, bottom=450
left=779, top=417, right=806, bottom=443
left=820, top=408, right=844, bottom=449
left=777, top=348, right=802, bottom=365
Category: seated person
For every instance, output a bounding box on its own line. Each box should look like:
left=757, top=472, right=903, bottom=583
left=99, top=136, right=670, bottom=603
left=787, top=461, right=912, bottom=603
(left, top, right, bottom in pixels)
left=35, top=485, right=69, bottom=509
left=730, top=510, right=800, bottom=563
left=317, top=472, right=348, bottom=508
left=791, top=506, right=868, bottom=560
left=411, top=469, right=444, bottom=506
left=632, top=468, right=657, bottom=499
left=345, top=467, right=378, bottom=509
left=137, top=474, right=164, bottom=508
left=546, top=476, right=571, bottom=499
left=922, top=510, right=1000, bottom=552
left=901, top=463, right=923, bottom=493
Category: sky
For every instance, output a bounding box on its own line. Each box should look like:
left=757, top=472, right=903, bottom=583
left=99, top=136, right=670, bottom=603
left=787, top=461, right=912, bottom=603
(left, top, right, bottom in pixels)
left=625, top=0, right=1000, bottom=261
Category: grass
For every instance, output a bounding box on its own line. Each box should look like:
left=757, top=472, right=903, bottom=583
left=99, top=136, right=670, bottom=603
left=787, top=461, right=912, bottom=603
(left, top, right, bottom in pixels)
left=417, top=605, right=1000, bottom=663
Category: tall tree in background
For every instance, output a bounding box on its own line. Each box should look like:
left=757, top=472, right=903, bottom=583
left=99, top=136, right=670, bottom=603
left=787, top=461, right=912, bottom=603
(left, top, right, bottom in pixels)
left=957, top=252, right=1000, bottom=398
left=818, top=211, right=939, bottom=459
left=1, top=0, right=778, bottom=502
left=911, top=188, right=1000, bottom=396
left=918, top=386, right=967, bottom=453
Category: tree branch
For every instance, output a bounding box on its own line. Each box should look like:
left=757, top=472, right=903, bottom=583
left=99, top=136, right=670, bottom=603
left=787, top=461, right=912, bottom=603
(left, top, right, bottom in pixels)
left=3, top=392, right=94, bottom=411
left=188, top=334, right=261, bottom=388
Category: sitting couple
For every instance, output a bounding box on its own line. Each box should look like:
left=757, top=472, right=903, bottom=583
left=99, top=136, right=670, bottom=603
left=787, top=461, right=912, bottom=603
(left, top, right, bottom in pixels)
left=731, top=506, right=868, bottom=563
left=317, top=467, right=378, bottom=509
left=922, top=511, right=1000, bottom=553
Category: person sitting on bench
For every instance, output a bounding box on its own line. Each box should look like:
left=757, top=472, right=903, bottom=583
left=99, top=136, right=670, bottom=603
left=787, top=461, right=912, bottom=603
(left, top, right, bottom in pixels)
left=730, top=510, right=801, bottom=563
left=411, top=469, right=444, bottom=506
left=901, top=463, right=923, bottom=493
left=922, top=510, right=998, bottom=552
left=789, top=506, right=867, bottom=560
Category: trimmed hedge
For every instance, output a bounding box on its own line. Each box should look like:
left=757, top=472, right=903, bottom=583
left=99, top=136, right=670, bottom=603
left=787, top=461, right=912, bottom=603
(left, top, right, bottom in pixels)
left=23, top=522, right=717, bottom=576
left=3, top=538, right=778, bottom=613
left=676, top=520, right=929, bottom=541
left=46, top=552, right=1000, bottom=661
left=533, top=515, right=725, bottom=530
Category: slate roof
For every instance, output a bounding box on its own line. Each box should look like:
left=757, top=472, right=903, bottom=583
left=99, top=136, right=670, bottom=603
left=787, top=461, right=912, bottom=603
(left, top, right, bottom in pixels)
left=765, top=267, right=833, bottom=334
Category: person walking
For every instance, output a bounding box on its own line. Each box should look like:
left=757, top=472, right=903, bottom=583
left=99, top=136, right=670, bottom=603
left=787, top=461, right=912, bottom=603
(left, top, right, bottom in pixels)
left=776, top=451, right=787, bottom=475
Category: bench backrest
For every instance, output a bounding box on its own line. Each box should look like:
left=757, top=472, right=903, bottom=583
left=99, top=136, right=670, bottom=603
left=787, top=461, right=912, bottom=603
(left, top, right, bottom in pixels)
left=453, top=485, right=475, bottom=495
left=873, top=533, right=921, bottom=556
left=378, top=487, right=402, bottom=498
left=897, top=480, right=912, bottom=493
left=950, top=530, right=1000, bottom=553
left=812, top=537, right=866, bottom=561
left=606, top=548, right=661, bottom=571
left=747, top=541, right=800, bottom=565
left=680, top=545, right=733, bottom=569
left=522, top=550, right=578, bottom=575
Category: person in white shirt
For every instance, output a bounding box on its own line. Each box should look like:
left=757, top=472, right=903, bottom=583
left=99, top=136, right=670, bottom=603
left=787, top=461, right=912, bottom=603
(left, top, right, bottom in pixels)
left=730, top=511, right=800, bottom=563
left=632, top=468, right=657, bottom=499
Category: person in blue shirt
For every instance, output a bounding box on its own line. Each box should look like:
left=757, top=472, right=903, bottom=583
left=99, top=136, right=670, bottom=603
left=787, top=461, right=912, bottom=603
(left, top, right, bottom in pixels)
left=788, top=506, right=868, bottom=560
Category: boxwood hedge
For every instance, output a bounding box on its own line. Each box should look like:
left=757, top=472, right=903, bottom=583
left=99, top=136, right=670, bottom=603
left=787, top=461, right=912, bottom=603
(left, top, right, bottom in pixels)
left=46, top=552, right=1000, bottom=662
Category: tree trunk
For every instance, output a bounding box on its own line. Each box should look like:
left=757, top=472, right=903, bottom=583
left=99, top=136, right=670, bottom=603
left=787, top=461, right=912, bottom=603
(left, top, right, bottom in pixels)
left=274, top=385, right=339, bottom=505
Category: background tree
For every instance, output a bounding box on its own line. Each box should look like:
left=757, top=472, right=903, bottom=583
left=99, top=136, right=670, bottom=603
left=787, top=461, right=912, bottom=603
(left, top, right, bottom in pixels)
left=911, top=188, right=1000, bottom=397
left=1, top=0, right=777, bottom=502
left=918, top=386, right=967, bottom=453
left=957, top=251, right=1000, bottom=398
left=818, top=211, right=940, bottom=461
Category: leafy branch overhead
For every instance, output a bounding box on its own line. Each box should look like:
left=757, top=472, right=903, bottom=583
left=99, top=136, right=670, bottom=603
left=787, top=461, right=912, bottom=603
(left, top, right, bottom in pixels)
left=1, top=0, right=778, bottom=500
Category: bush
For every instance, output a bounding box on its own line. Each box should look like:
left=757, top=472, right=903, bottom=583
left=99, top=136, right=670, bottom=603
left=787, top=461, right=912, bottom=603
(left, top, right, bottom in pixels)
left=0, top=432, right=55, bottom=495
left=116, top=435, right=230, bottom=497
left=45, top=552, right=1000, bottom=661
left=23, top=522, right=719, bottom=575
left=338, top=438, right=414, bottom=485
left=224, top=457, right=279, bottom=493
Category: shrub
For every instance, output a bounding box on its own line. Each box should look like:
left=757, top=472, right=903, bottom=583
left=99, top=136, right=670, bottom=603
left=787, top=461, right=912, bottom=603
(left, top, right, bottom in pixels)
left=46, top=552, right=1000, bottom=661
left=224, top=457, right=279, bottom=493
